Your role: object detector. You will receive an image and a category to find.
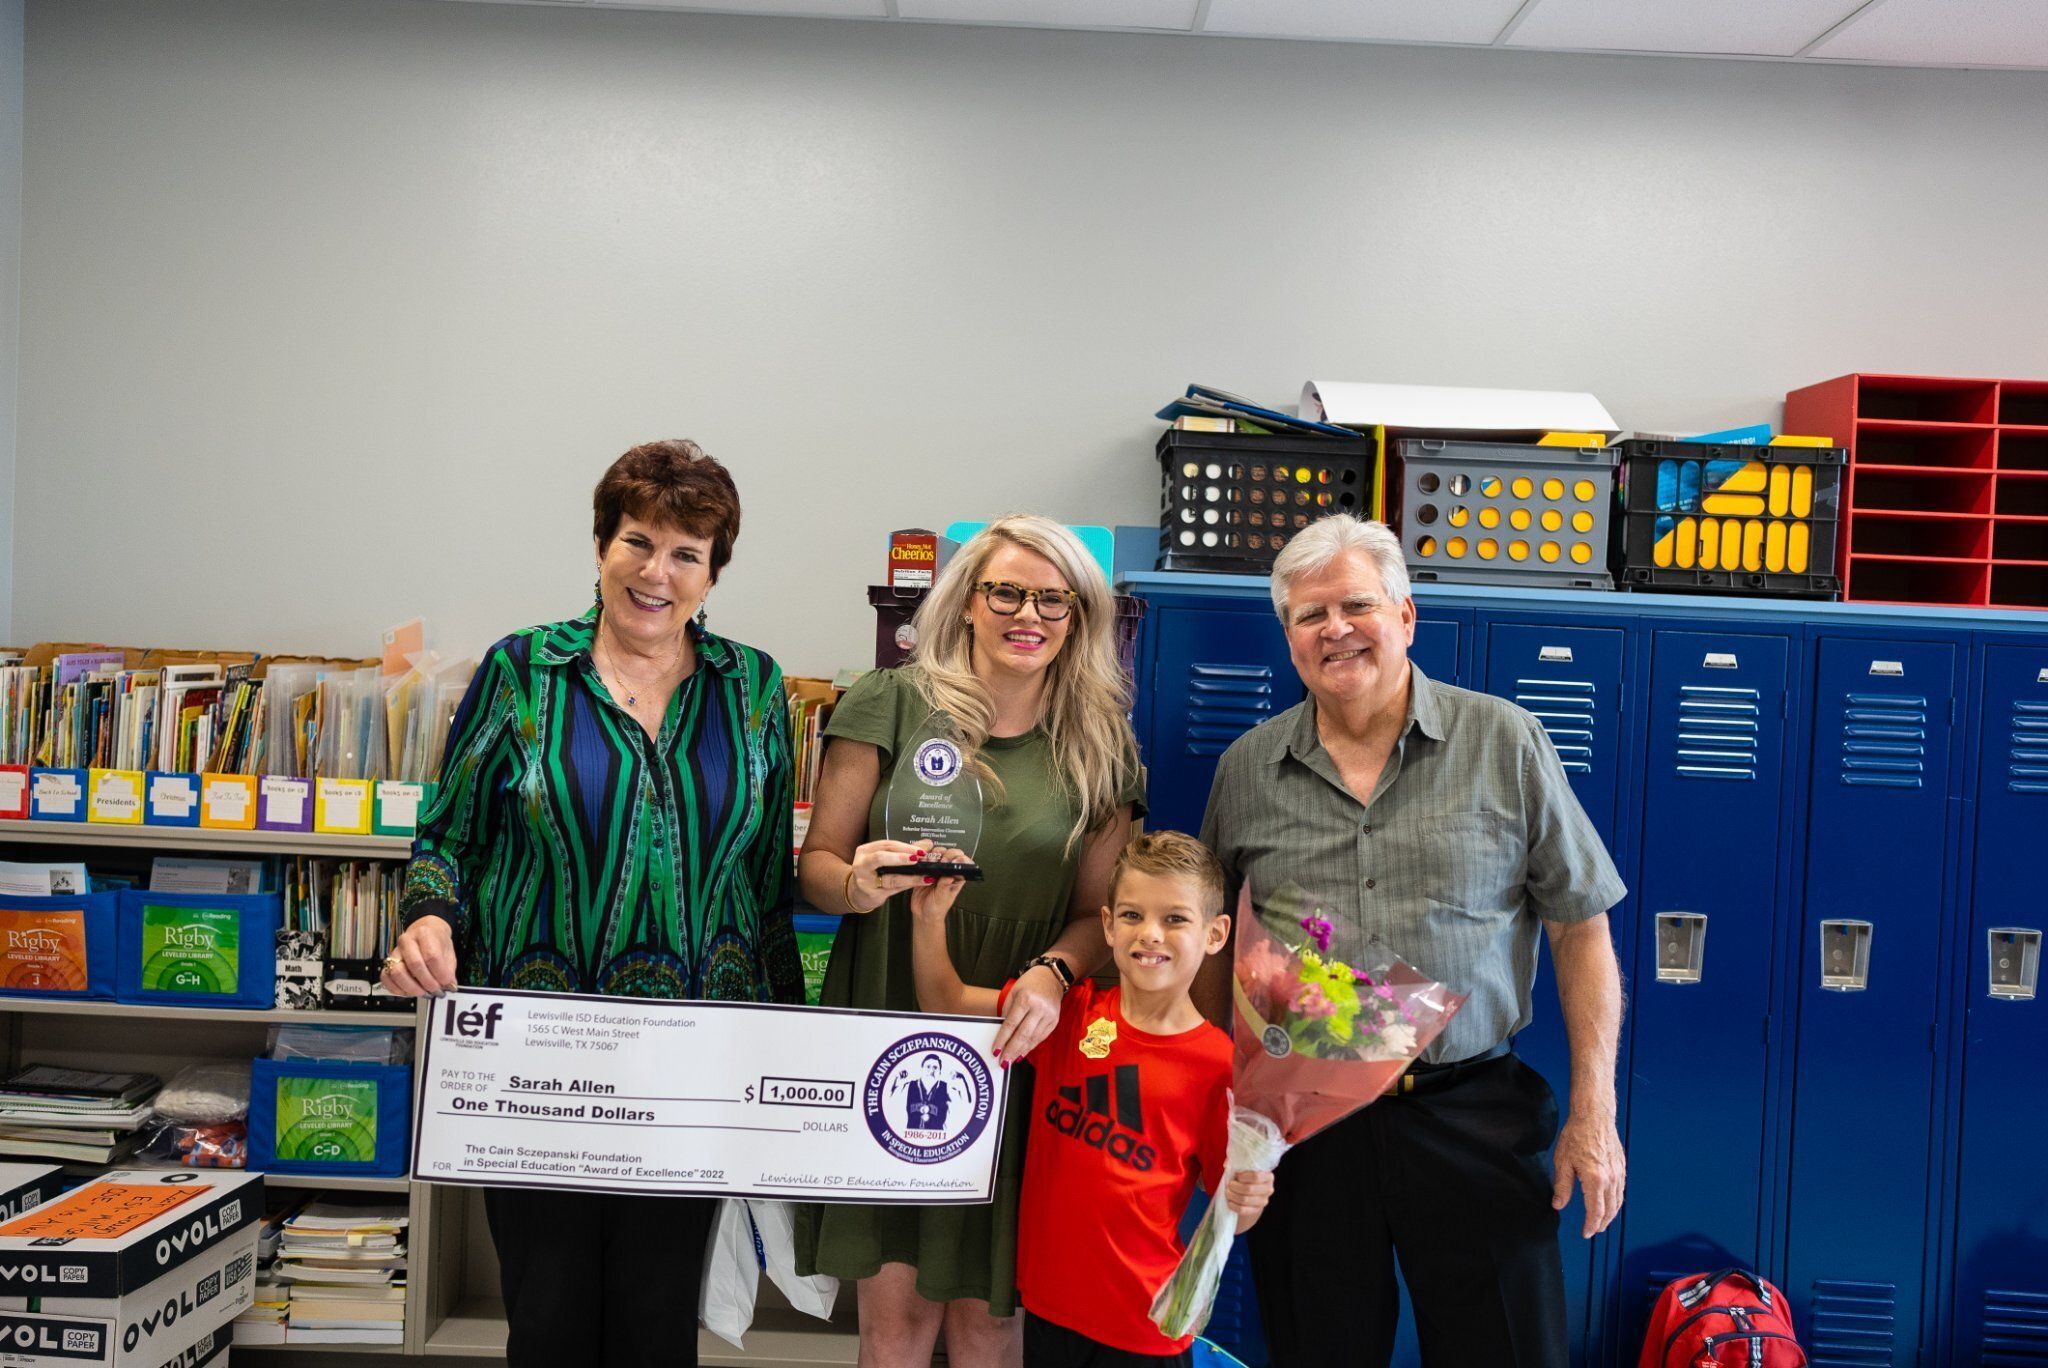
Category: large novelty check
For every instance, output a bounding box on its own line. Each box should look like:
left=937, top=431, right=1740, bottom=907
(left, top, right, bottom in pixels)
left=411, top=989, right=1009, bottom=1202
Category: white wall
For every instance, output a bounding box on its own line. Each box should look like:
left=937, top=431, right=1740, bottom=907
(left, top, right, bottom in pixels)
left=0, top=0, right=19, bottom=644
left=15, top=0, right=2048, bottom=674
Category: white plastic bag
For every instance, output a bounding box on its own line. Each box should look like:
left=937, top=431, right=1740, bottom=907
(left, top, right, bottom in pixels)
left=749, top=1199, right=839, bottom=1322
left=1149, top=1102, right=1290, bottom=1339
left=700, top=1199, right=761, bottom=1349
left=699, top=1199, right=839, bottom=1349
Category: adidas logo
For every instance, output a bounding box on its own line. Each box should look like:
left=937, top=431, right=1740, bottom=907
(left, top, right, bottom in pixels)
left=1044, top=1064, right=1156, bottom=1171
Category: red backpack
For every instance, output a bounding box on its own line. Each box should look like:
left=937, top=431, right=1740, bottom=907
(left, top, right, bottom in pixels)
left=1637, top=1268, right=1807, bottom=1368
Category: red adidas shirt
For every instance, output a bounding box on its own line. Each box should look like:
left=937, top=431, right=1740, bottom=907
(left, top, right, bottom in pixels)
left=1002, top=979, right=1232, bottom=1355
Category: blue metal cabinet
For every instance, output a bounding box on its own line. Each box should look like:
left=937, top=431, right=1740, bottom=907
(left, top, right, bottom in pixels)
left=1949, top=641, right=2048, bottom=1365
left=1481, top=619, right=1630, bottom=1366
left=1617, top=627, right=1795, bottom=1354
left=1784, top=637, right=1960, bottom=1366
left=1411, top=612, right=1467, bottom=689
left=1138, top=602, right=1302, bottom=835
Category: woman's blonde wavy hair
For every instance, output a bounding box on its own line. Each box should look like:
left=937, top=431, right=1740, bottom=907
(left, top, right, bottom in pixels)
left=903, top=516, right=1135, bottom=851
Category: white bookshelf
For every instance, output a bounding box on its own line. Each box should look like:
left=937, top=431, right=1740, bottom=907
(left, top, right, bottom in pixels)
left=0, top=818, right=864, bottom=1367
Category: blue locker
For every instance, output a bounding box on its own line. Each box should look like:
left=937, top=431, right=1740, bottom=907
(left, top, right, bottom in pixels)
left=1483, top=620, right=1628, bottom=1368
left=1411, top=613, right=1464, bottom=689
left=1618, top=628, right=1794, bottom=1355
left=1138, top=603, right=1302, bottom=835
left=1949, top=642, right=2048, bottom=1364
left=1784, top=637, right=1958, bottom=1367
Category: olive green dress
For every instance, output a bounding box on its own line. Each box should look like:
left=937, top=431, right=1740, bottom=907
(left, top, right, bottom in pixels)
left=791, top=669, right=1145, bottom=1312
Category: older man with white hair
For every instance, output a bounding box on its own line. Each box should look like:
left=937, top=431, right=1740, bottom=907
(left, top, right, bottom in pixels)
left=1199, top=514, right=1627, bottom=1368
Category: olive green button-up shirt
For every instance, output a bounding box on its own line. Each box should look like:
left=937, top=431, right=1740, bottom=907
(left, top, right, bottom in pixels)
left=1200, top=664, right=1625, bottom=1064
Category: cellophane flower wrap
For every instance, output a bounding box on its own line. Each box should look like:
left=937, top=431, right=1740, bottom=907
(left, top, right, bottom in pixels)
left=1150, top=884, right=1466, bottom=1340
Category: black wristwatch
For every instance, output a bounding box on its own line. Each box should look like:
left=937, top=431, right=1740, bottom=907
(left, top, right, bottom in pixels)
left=1022, top=954, right=1076, bottom=995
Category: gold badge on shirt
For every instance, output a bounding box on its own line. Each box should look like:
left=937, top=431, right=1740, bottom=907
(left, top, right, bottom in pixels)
left=1080, top=1017, right=1117, bottom=1060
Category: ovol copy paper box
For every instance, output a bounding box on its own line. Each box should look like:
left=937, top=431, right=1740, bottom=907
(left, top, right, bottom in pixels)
left=27, top=771, right=86, bottom=823
left=0, top=895, right=117, bottom=1000
left=85, top=772, right=144, bottom=826
left=0, top=1166, right=60, bottom=1225
left=0, top=1226, right=257, bottom=1368
left=248, top=1059, right=412, bottom=1177
left=113, top=892, right=278, bottom=1009
left=0, top=1170, right=262, bottom=1302
left=142, top=774, right=202, bottom=828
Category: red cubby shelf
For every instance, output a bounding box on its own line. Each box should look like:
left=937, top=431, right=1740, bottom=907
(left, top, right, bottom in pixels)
left=1787, top=373, right=2048, bottom=610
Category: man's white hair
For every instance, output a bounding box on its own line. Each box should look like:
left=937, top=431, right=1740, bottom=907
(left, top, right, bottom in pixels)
left=1268, top=515, right=1411, bottom=620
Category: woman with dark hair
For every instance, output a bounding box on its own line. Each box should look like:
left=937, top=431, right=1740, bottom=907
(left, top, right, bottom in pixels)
left=381, top=439, right=800, bottom=1368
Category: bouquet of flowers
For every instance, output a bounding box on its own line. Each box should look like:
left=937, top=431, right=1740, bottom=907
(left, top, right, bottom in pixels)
left=1150, top=884, right=1466, bottom=1340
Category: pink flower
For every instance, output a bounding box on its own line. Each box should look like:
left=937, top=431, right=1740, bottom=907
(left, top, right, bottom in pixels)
left=1290, top=982, right=1336, bottom=1019
left=1300, top=912, right=1334, bottom=955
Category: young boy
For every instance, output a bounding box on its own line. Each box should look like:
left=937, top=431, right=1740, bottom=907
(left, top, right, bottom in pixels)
left=909, top=830, right=1273, bottom=1367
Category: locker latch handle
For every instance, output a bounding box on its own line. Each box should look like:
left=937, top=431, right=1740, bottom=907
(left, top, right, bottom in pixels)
left=1989, top=928, right=2041, bottom=1002
left=1654, top=913, right=1707, bottom=985
left=1820, top=919, right=1873, bottom=992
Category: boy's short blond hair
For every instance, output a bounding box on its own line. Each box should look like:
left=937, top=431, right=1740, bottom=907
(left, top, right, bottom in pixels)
left=1109, top=831, right=1226, bottom=918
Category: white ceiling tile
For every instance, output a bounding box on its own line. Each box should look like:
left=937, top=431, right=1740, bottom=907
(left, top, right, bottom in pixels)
left=620, top=0, right=888, bottom=15
left=1505, top=0, right=1869, bottom=57
left=897, top=0, right=1199, bottom=28
left=1201, top=0, right=1529, bottom=45
left=1809, top=0, right=2048, bottom=66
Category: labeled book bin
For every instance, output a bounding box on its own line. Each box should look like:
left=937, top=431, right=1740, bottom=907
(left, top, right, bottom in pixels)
left=114, top=889, right=280, bottom=1009
left=248, top=1057, right=413, bottom=1177
left=0, top=892, right=118, bottom=1000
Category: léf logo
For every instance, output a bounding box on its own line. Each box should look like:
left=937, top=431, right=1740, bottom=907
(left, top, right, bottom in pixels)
left=4, top=929, right=63, bottom=953
left=443, top=1000, right=505, bottom=1040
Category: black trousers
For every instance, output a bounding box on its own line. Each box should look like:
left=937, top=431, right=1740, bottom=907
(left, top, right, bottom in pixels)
left=1024, top=1312, right=1193, bottom=1368
left=1247, top=1052, right=1566, bottom=1368
left=485, top=1187, right=716, bottom=1368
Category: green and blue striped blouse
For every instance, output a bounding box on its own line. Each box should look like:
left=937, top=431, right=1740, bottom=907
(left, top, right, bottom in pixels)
left=399, top=607, right=801, bottom=1003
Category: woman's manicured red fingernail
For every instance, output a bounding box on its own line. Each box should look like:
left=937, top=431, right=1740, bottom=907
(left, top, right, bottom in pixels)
left=924, top=876, right=936, bottom=885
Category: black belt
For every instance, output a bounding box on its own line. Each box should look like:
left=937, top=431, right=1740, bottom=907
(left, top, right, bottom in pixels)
left=1394, top=1041, right=1511, bottom=1095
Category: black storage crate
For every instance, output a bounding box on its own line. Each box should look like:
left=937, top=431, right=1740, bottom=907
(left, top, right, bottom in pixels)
left=1156, top=429, right=1372, bottom=573
left=1616, top=440, right=1845, bottom=598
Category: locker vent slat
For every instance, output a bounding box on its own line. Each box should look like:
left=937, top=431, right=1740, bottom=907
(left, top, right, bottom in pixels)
left=1981, top=1286, right=2048, bottom=1365
left=1185, top=663, right=1273, bottom=757
left=1674, top=683, right=1758, bottom=780
left=2014, top=702, right=2048, bottom=794
left=1840, top=694, right=1926, bottom=789
left=1514, top=676, right=1596, bottom=775
left=1808, top=1279, right=1897, bottom=1366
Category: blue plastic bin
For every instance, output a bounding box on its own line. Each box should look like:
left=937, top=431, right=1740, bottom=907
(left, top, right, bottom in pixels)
left=0, top=893, right=117, bottom=1000
left=248, top=1057, right=413, bottom=1177
left=114, top=889, right=279, bottom=1008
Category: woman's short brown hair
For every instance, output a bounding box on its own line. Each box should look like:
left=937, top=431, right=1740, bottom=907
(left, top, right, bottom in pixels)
left=592, top=440, right=743, bottom=580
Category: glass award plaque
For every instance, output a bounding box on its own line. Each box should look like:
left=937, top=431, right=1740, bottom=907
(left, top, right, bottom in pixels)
left=878, top=715, right=986, bottom=881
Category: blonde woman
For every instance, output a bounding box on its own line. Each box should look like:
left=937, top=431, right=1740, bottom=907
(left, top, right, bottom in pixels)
left=793, top=516, right=1145, bottom=1367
